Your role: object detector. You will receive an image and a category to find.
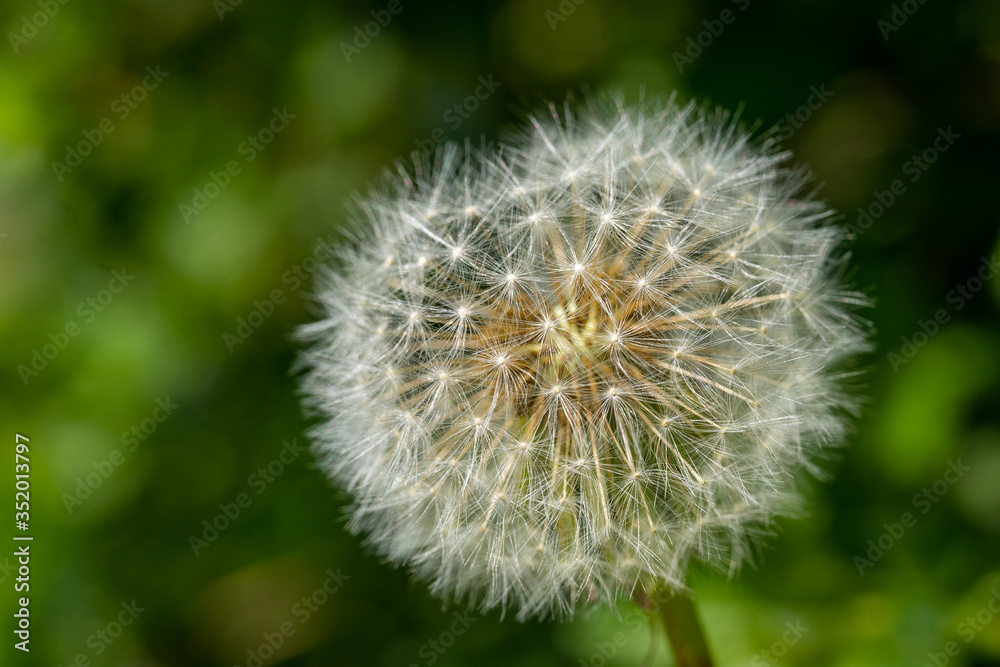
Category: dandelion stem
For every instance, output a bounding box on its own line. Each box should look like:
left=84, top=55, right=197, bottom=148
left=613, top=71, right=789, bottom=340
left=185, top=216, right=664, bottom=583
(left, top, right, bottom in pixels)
left=656, top=593, right=713, bottom=667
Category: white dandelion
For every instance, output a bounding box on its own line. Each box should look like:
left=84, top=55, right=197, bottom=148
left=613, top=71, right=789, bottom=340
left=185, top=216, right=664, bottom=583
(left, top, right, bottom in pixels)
left=297, top=94, right=869, bottom=624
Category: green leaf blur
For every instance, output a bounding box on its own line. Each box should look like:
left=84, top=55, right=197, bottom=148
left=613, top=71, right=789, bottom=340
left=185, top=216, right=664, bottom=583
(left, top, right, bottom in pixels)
left=1, top=0, right=998, bottom=665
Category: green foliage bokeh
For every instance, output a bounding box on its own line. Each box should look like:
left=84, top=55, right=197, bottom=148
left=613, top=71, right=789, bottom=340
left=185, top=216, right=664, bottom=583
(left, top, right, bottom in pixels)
left=2, top=1, right=999, bottom=665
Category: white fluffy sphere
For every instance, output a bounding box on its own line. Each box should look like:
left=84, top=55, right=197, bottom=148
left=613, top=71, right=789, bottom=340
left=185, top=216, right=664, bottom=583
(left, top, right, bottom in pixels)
left=298, top=96, right=869, bottom=619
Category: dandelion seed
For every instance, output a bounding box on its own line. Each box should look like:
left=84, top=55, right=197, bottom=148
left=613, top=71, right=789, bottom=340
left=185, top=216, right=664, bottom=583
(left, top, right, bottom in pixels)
left=298, top=94, right=869, bottom=622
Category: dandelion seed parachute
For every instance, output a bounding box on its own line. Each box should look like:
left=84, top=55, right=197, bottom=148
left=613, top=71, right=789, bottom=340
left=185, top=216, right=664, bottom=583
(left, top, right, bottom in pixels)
left=298, top=94, right=869, bottom=620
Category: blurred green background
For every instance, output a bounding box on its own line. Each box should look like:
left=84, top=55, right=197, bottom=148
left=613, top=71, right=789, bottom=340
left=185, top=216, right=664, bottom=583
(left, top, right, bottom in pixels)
left=2, top=0, right=1000, bottom=665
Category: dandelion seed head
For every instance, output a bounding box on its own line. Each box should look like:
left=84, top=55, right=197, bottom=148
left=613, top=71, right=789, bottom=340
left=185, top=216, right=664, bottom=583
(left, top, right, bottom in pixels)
left=298, top=95, right=869, bottom=620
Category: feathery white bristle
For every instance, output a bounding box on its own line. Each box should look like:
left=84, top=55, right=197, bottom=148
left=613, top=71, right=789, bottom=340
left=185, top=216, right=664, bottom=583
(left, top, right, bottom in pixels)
left=298, top=95, right=870, bottom=620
